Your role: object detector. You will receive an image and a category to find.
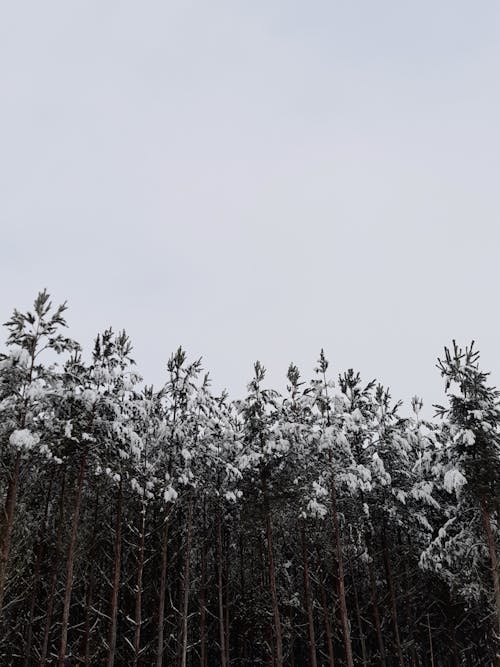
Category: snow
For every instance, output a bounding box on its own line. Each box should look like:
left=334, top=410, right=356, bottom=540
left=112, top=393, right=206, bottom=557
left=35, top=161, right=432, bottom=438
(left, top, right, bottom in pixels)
left=443, top=469, right=467, bottom=496
left=9, top=429, right=39, bottom=452
left=307, top=498, right=328, bottom=519
left=463, top=430, right=475, bottom=446
left=312, top=481, right=328, bottom=498
left=164, top=486, right=178, bottom=503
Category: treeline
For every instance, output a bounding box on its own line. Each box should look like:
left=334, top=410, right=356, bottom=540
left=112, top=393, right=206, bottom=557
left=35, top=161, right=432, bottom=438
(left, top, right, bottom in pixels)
left=0, top=291, right=499, bottom=666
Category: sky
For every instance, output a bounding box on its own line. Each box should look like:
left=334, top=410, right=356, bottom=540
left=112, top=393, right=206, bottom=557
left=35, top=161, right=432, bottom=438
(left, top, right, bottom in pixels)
left=1, top=1, right=500, bottom=414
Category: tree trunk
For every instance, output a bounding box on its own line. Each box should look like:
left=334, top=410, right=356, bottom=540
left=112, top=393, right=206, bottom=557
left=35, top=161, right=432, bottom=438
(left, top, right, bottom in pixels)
left=481, top=497, right=500, bottom=658
left=368, top=556, right=386, bottom=665
left=0, top=451, right=22, bottom=615
left=199, top=531, right=207, bottom=667
left=81, top=573, right=95, bottom=665
left=224, top=538, right=231, bottom=663
left=199, top=498, right=207, bottom=667
left=427, top=614, right=435, bottom=667
left=238, top=533, right=247, bottom=664
left=381, top=526, right=404, bottom=667
left=331, top=480, right=354, bottom=667
left=401, top=536, right=419, bottom=667
left=81, top=487, right=100, bottom=664
left=351, top=563, right=368, bottom=667
left=299, top=520, right=317, bottom=667
left=40, top=473, right=66, bottom=667
left=107, top=479, right=123, bottom=667
left=133, top=502, right=147, bottom=667
left=261, top=471, right=283, bottom=666
left=319, top=580, right=335, bottom=667
left=289, top=604, right=295, bottom=667
left=217, top=506, right=228, bottom=667
left=23, top=468, right=54, bottom=666
left=179, top=492, right=193, bottom=667
left=58, top=452, right=87, bottom=667
left=446, top=589, right=460, bottom=667
left=156, top=507, right=170, bottom=667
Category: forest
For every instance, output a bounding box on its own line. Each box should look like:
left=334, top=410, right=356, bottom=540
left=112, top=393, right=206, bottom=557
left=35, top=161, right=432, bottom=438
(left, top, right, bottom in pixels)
left=0, top=290, right=499, bottom=666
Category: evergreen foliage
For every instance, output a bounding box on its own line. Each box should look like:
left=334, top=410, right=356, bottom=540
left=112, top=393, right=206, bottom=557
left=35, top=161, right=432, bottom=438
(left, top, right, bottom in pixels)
left=0, top=293, right=498, bottom=665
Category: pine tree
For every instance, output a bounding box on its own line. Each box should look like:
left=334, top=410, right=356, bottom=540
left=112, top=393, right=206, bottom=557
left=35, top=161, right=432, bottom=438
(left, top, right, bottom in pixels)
left=435, top=341, right=500, bottom=658
left=0, top=292, right=498, bottom=664
left=0, top=290, right=77, bottom=616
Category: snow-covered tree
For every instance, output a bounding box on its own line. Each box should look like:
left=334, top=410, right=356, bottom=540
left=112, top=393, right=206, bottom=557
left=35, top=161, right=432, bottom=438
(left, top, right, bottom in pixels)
left=428, top=341, right=500, bottom=657
left=0, top=290, right=78, bottom=616
left=0, top=293, right=497, bottom=665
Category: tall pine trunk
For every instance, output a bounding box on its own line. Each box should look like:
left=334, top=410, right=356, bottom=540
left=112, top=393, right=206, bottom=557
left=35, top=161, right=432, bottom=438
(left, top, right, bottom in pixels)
left=40, top=473, right=66, bottom=667
left=238, top=533, right=247, bottom=664
left=81, top=570, right=96, bottom=665
left=23, top=468, right=54, bottom=666
left=331, top=480, right=354, bottom=667
left=81, top=487, right=100, bottom=664
left=351, top=562, right=368, bottom=666
left=217, top=505, right=228, bottom=667
left=199, top=529, right=207, bottom=667
left=481, top=498, right=500, bottom=657
left=427, top=614, right=435, bottom=667
left=58, top=452, right=87, bottom=667
left=299, top=520, right=317, bottom=667
left=0, top=451, right=22, bottom=615
left=368, top=555, right=386, bottom=665
left=179, top=492, right=193, bottom=667
left=289, top=604, right=295, bottom=667
left=381, top=525, right=404, bottom=667
left=319, top=580, right=335, bottom=667
left=224, top=542, right=230, bottom=664
left=107, top=479, right=123, bottom=667
left=156, top=507, right=170, bottom=667
left=261, top=471, right=283, bottom=666
left=133, top=502, right=147, bottom=667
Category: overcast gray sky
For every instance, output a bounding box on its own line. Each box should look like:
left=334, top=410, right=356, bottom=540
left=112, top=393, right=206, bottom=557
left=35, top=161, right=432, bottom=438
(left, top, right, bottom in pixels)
left=1, top=1, right=499, bottom=412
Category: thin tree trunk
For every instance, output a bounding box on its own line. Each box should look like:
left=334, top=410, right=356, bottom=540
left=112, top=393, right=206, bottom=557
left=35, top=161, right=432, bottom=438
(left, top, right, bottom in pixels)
left=427, top=614, right=435, bottom=667
left=81, top=488, right=100, bottom=664
left=261, top=471, right=283, bottom=667
left=133, top=502, right=147, bottom=667
left=217, top=506, right=228, bottom=667
left=351, top=563, right=368, bottom=667
left=481, top=498, right=500, bottom=657
left=319, top=580, right=335, bottom=667
left=40, top=473, right=66, bottom=667
left=238, top=532, right=246, bottom=664
left=381, top=526, right=404, bottom=667
left=199, top=531, right=207, bottom=667
left=156, top=507, right=170, bottom=667
left=199, top=498, right=207, bottom=667
left=447, top=589, right=460, bottom=667
left=402, top=536, right=419, bottom=667
left=331, top=480, right=354, bottom=667
left=0, top=451, right=22, bottom=615
left=58, top=452, right=87, bottom=667
left=82, top=573, right=95, bottom=665
left=180, top=492, right=193, bottom=667
left=224, top=538, right=230, bottom=664
left=368, top=556, right=386, bottom=665
left=23, top=468, right=54, bottom=666
left=107, top=479, right=123, bottom=667
left=300, top=520, right=317, bottom=667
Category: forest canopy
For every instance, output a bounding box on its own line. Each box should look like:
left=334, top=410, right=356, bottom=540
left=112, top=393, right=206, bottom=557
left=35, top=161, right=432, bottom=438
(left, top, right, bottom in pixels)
left=0, top=291, right=499, bottom=665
